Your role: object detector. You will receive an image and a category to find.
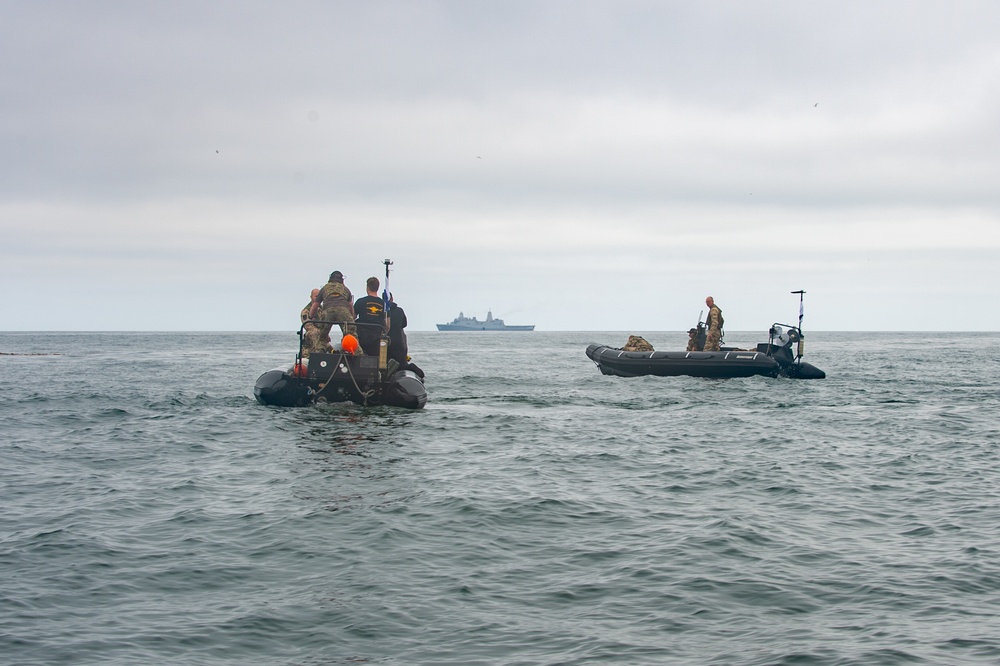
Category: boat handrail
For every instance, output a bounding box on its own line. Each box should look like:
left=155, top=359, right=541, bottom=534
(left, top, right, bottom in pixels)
left=300, top=319, right=387, bottom=332
left=297, top=319, right=390, bottom=360
left=767, top=322, right=806, bottom=362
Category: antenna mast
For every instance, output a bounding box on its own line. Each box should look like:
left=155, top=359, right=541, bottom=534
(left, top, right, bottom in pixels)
left=791, top=290, right=805, bottom=360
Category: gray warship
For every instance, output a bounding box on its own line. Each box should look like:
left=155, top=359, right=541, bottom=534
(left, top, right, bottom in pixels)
left=436, top=310, right=535, bottom=331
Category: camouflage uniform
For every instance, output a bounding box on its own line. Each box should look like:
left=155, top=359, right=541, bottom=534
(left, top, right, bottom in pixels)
left=317, top=280, right=357, bottom=338
left=623, top=335, right=654, bottom=352
left=704, top=304, right=724, bottom=352
left=300, top=300, right=332, bottom=358
left=686, top=328, right=700, bottom=352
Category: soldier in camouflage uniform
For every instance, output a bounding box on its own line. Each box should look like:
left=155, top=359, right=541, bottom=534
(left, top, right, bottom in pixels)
left=311, top=272, right=356, bottom=337
left=299, top=288, right=332, bottom=357
left=623, top=335, right=654, bottom=352
left=310, top=271, right=358, bottom=336
left=686, top=327, right=701, bottom=352
left=703, top=296, right=724, bottom=352
left=310, top=271, right=357, bottom=340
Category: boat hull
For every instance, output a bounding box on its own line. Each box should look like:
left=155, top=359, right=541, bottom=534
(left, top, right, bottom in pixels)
left=254, top=352, right=427, bottom=409
left=585, top=344, right=825, bottom=380
left=437, top=310, right=534, bottom=330
left=436, top=324, right=535, bottom=331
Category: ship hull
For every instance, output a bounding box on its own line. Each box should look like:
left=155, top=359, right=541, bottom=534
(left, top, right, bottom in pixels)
left=436, top=324, right=535, bottom=331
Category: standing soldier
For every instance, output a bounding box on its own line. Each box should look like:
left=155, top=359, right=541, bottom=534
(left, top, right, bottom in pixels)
left=704, top=296, right=724, bottom=351
left=300, top=288, right=331, bottom=357
left=353, top=276, right=388, bottom=357
left=311, top=271, right=357, bottom=339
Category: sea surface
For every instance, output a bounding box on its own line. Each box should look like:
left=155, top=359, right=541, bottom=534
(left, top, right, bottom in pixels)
left=2, top=330, right=999, bottom=665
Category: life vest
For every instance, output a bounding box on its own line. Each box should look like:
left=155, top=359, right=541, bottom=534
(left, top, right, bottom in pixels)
left=707, top=306, right=724, bottom=332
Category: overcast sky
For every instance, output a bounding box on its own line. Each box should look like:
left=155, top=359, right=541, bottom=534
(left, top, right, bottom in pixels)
left=3, top=1, right=999, bottom=332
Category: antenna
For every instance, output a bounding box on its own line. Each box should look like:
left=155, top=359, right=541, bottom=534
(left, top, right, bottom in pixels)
left=382, top=259, right=394, bottom=312
left=790, top=290, right=806, bottom=360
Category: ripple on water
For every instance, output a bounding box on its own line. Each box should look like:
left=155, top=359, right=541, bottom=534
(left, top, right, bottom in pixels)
left=2, top=332, right=1000, bottom=664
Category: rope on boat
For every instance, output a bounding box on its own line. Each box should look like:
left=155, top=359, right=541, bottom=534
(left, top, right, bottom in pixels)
left=299, top=318, right=383, bottom=407
left=311, top=351, right=377, bottom=406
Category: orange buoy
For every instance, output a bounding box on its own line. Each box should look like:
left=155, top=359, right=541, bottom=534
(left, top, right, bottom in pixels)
left=291, top=361, right=308, bottom=377
left=341, top=334, right=359, bottom=354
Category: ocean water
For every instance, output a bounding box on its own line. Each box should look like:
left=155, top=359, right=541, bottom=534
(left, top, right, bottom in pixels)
left=2, top=330, right=999, bottom=665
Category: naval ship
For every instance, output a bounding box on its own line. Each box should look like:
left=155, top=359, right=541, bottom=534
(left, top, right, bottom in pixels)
left=436, top=310, right=535, bottom=331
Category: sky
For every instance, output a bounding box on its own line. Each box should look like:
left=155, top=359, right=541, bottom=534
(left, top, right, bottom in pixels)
left=2, top=1, right=999, bottom=332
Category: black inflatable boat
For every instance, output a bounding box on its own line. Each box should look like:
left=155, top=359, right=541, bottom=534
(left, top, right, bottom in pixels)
left=254, top=320, right=427, bottom=409
left=586, top=322, right=825, bottom=380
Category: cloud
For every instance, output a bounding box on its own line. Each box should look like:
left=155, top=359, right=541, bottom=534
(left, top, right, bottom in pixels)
left=2, top=1, right=1000, bottom=331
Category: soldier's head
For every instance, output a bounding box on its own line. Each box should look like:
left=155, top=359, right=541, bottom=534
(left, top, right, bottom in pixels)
left=706, top=296, right=714, bottom=308
left=366, top=277, right=380, bottom=294
left=329, top=271, right=344, bottom=283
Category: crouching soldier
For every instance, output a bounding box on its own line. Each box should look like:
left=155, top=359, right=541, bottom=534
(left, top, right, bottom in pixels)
left=623, top=335, right=654, bottom=352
